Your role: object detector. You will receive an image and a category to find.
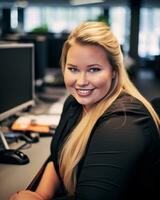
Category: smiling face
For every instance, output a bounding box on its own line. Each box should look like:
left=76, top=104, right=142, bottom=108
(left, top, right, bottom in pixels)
left=64, top=42, right=114, bottom=112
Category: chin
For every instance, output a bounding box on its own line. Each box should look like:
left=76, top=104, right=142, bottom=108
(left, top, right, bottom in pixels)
left=76, top=99, right=88, bottom=105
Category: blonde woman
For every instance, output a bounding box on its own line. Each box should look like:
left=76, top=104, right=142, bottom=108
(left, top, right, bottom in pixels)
left=10, top=22, right=160, bottom=200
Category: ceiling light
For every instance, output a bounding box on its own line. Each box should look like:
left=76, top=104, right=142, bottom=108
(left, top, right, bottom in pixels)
left=15, top=0, right=28, bottom=8
left=70, top=0, right=104, bottom=6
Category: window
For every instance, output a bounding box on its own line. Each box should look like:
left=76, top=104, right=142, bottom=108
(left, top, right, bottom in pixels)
left=109, top=6, right=130, bottom=52
left=109, top=7, right=130, bottom=48
left=24, top=7, right=42, bottom=32
left=139, top=8, right=160, bottom=57
left=24, top=6, right=102, bottom=33
left=11, top=7, right=18, bottom=30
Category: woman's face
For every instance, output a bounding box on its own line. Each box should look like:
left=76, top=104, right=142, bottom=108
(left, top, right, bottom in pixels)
left=64, top=43, right=114, bottom=111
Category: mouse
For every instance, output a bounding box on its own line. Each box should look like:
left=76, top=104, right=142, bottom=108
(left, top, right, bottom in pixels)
left=0, top=149, right=29, bottom=165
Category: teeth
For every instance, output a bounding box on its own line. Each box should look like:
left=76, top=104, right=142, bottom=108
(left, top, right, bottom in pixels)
left=79, top=90, right=89, bottom=94
left=77, top=89, right=92, bottom=95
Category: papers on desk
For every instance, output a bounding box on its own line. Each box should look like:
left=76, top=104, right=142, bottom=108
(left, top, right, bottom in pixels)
left=11, top=114, right=61, bottom=133
left=48, top=102, right=64, bottom=115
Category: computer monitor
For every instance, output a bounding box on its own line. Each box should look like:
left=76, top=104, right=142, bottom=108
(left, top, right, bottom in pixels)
left=4, top=34, right=48, bottom=92
left=0, top=43, right=34, bottom=164
left=19, top=35, right=47, bottom=82
left=0, top=42, right=35, bottom=121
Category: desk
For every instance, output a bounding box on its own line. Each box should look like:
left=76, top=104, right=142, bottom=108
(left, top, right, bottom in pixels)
left=0, top=87, right=66, bottom=200
left=0, top=137, right=52, bottom=200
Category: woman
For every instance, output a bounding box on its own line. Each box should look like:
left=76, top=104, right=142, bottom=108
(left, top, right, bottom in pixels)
left=10, top=22, right=160, bottom=200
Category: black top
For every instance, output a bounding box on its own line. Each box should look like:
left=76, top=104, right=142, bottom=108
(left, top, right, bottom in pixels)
left=49, top=92, right=160, bottom=200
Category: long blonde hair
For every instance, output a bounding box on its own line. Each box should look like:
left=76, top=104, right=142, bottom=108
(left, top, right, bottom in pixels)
left=59, top=21, right=160, bottom=195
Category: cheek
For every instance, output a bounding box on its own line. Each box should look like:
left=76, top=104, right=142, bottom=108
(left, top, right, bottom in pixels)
left=93, top=74, right=113, bottom=89
left=64, top=71, right=74, bottom=87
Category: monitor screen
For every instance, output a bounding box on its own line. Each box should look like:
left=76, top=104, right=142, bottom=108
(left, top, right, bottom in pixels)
left=0, top=43, right=35, bottom=121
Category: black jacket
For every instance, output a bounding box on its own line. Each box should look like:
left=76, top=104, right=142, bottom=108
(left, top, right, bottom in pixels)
left=50, top=93, right=160, bottom=200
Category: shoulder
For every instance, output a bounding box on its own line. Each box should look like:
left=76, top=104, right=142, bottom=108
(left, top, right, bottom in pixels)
left=86, top=94, right=157, bottom=159
left=103, top=92, right=150, bottom=120
left=92, top=92, right=159, bottom=145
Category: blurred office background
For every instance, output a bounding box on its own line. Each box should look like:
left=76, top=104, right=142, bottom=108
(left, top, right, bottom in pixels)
left=0, top=0, right=160, bottom=100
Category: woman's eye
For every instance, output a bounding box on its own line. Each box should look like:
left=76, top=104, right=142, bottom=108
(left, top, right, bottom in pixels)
left=68, top=67, right=78, bottom=73
left=89, top=67, right=101, bottom=73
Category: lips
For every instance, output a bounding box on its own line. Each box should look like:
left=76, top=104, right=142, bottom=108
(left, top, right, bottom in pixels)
left=76, top=89, right=94, bottom=96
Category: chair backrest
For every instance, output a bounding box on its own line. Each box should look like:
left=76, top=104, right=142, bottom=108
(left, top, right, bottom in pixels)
left=151, top=97, right=160, bottom=116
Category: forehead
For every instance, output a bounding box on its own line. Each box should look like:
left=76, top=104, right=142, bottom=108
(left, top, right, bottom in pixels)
left=67, top=42, right=108, bottom=61
left=65, top=42, right=112, bottom=69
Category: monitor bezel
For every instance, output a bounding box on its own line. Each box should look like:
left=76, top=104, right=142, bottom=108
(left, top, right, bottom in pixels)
left=0, top=43, right=35, bottom=121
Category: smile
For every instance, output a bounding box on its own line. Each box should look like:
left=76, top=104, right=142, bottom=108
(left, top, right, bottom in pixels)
left=76, top=89, right=94, bottom=96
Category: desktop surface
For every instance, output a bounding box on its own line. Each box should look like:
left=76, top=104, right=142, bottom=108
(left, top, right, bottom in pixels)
left=0, top=137, right=51, bottom=200
left=0, top=86, right=67, bottom=200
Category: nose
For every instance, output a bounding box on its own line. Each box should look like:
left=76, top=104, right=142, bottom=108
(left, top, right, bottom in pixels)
left=77, top=72, right=89, bottom=86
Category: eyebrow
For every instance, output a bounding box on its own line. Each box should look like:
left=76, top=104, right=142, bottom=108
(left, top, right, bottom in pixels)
left=66, top=63, right=77, bottom=67
left=66, top=63, right=102, bottom=68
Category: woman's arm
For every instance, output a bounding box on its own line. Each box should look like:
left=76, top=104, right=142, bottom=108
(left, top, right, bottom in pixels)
left=74, top=115, right=149, bottom=200
left=35, top=161, right=60, bottom=200
left=50, top=115, right=149, bottom=200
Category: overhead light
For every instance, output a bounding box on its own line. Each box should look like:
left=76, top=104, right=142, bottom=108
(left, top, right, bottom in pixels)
left=70, top=0, right=104, bottom=6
